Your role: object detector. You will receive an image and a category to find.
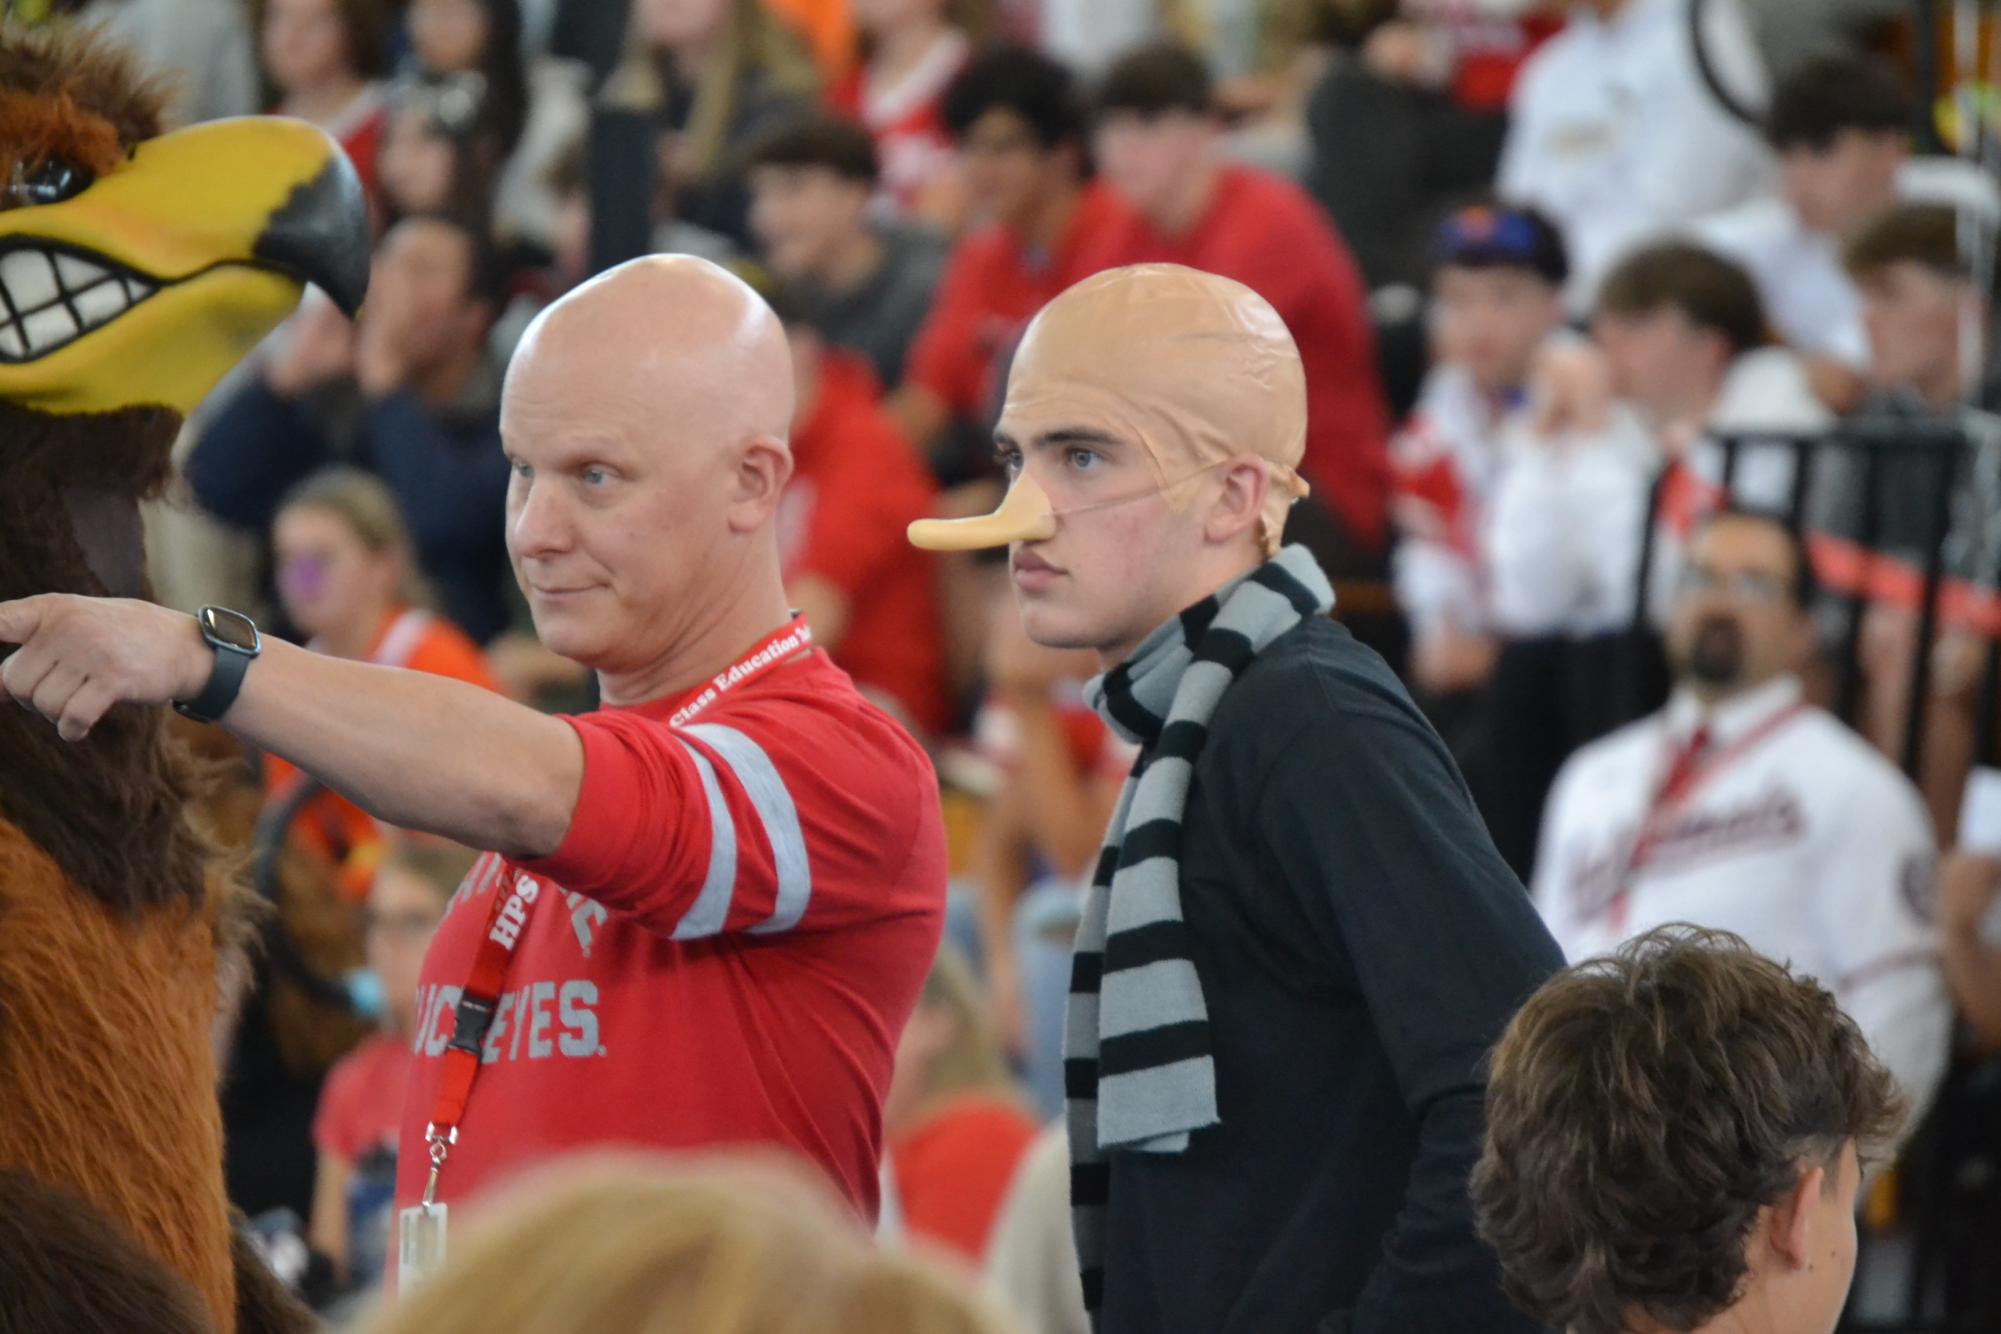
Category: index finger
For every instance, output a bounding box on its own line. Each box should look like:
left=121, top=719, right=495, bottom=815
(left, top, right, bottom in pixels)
left=0, top=595, right=49, bottom=647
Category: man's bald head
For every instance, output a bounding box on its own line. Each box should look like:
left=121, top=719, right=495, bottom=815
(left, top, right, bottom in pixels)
left=505, top=254, right=795, bottom=457
left=499, top=255, right=801, bottom=696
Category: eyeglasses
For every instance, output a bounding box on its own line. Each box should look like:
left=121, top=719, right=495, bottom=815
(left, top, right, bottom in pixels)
left=1676, top=566, right=1793, bottom=605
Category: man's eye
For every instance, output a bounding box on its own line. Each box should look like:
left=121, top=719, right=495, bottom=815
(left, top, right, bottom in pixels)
left=996, top=449, right=1022, bottom=476
left=1067, top=448, right=1098, bottom=470
left=9, top=158, right=92, bottom=207
left=582, top=467, right=609, bottom=486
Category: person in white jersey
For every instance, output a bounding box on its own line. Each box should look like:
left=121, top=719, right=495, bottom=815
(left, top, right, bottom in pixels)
left=1532, top=506, right=1951, bottom=1124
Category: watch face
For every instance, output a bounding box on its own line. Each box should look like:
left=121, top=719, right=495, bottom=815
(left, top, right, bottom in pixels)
left=201, top=606, right=261, bottom=653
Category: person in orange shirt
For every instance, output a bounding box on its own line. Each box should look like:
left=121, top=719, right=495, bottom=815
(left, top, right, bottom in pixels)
left=882, top=943, right=1039, bottom=1266
left=267, top=468, right=501, bottom=898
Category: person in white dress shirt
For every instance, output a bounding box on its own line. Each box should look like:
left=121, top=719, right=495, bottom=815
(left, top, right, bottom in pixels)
left=1533, top=506, right=1952, bottom=1126
left=1499, top=0, right=1774, bottom=311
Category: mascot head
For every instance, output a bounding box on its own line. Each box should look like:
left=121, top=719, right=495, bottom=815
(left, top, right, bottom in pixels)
left=0, top=25, right=368, bottom=417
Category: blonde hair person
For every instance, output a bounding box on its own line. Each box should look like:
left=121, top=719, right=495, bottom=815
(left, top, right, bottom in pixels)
left=609, top=0, right=820, bottom=194
left=360, top=1151, right=1020, bottom=1334
left=268, top=467, right=498, bottom=899
left=275, top=468, right=434, bottom=646
left=827, top=1245, right=1021, bottom=1334
left=883, top=945, right=1039, bottom=1264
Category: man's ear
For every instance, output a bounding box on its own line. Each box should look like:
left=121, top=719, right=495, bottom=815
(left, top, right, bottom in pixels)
left=1203, top=458, right=1271, bottom=548
left=728, top=434, right=795, bottom=532
left=1767, top=1161, right=1825, bottom=1271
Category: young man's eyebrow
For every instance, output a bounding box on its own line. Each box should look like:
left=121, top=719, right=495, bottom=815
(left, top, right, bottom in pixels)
left=1030, top=428, right=1125, bottom=450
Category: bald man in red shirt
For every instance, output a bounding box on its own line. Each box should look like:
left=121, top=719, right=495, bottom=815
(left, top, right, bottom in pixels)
left=0, top=257, right=947, bottom=1276
left=1081, top=43, right=1392, bottom=557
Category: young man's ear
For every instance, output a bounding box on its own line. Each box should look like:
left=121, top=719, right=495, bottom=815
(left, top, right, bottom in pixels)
left=1767, top=1160, right=1827, bottom=1271
left=1203, top=457, right=1272, bottom=548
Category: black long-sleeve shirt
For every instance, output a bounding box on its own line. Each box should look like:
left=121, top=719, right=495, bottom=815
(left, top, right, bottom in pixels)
left=1098, top=616, right=1561, bottom=1334
left=186, top=371, right=513, bottom=643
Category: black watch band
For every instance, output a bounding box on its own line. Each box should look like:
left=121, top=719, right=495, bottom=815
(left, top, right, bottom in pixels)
left=174, top=606, right=262, bottom=724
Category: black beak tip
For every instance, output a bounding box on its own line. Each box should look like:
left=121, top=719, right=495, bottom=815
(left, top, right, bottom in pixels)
left=251, top=151, right=371, bottom=317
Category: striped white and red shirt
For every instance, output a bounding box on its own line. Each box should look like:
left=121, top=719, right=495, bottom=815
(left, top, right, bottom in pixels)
left=392, top=640, right=946, bottom=1223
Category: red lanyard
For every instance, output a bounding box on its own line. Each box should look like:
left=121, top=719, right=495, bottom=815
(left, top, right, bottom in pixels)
left=420, top=616, right=813, bottom=1199
left=1605, top=701, right=1806, bottom=931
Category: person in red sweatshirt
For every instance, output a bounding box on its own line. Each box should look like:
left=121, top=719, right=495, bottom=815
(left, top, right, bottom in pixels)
left=891, top=44, right=1123, bottom=484
left=1079, top=41, right=1392, bottom=564
left=0, top=257, right=948, bottom=1287
left=774, top=293, right=950, bottom=737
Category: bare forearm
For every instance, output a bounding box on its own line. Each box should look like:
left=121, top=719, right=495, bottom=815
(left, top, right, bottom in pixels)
left=225, top=638, right=583, bottom=857
left=1943, top=923, right=2001, bottom=1050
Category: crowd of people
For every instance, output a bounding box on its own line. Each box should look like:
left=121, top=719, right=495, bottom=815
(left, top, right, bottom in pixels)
left=34, top=0, right=2001, bottom=1329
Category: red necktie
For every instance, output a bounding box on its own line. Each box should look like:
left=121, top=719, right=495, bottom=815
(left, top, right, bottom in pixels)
left=1658, top=724, right=1712, bottom=807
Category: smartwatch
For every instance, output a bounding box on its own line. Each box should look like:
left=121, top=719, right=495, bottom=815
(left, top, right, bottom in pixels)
left=174, top=606, right=263, bottom=724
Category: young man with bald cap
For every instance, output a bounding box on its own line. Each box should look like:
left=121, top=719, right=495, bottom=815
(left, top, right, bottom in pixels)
left=0, top=256, right=946, bottom=1268
left=913, top=264, right=1560, bottom=1333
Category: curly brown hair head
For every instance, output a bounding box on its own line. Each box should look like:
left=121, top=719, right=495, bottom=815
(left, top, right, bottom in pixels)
left=1470, top=924, right=1905, bottom=1334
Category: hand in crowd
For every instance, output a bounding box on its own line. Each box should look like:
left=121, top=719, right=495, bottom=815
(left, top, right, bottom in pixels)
left=1413, top=624, right=1498, bottom=697
left=354, top=274, right=422, bottom=399
left=1940, top=851, right=2001, bottom=938
left=265, top=292, right=357, bottom=398
left=1526, top=341, right=1614, bottom=439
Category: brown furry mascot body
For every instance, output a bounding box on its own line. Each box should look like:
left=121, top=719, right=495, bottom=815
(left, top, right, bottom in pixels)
left=0, top=25, right=368, bottom=1334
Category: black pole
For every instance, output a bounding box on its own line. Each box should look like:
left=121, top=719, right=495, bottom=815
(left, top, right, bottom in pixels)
left=1912, top=0, right=1946, bottom=154
left=1718, top=434, right=1742, bottom=497
left=1900, top=435, right=1963, bottom=777
left=1835, top=441, right=1885, bottom=727
left=1787, top=435, right=1814, bottom=532
left=1626, top=466, right=1670, bottom=718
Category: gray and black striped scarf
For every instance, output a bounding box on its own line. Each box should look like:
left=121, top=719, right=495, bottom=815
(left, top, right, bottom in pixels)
left=1065, top=544, right=1334, bottom=1316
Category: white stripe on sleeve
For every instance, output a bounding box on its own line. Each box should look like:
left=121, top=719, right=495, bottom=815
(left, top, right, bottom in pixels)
left=669, top=737, right=739, bottom=939
left=683, top=722, right=813, bottom=933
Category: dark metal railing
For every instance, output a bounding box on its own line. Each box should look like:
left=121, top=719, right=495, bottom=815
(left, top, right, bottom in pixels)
left=1623, top=420, right=1977, bottom=781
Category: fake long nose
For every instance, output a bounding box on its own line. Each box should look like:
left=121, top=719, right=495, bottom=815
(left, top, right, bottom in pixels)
left=908, top=473, right=1059, bottom=551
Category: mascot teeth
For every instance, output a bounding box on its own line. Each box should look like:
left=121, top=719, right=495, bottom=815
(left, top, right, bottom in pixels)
left=0, top=245, right=156, bottom=361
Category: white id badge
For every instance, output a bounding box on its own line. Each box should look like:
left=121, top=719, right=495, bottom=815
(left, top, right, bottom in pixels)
left=398, top=1202, right=448, bottom=1293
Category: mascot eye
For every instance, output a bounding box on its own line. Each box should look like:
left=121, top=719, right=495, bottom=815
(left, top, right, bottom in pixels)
left=8, top=158, right=93, bottom=207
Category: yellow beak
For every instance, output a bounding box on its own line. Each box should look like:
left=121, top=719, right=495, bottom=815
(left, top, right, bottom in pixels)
left=0, top=115, right=370, bottom=416
left=908, top=473, right=1060, bottom=551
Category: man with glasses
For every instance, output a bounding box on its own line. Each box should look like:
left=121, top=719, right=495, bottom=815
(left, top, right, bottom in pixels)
left=1531, top=507, right=1951, bottom=1127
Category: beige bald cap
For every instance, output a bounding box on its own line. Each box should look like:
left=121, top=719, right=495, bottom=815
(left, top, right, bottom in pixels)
left=908, top=263, right=1310, bottom=556
left=506, top=253, right=794, bottom=448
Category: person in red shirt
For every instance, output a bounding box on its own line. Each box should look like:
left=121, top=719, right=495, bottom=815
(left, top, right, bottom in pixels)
left=828, top=0, right=980, bottom=223
left=1080, top=42, right=1392, bottom=560
left=890, top=44, right=1122, bottom=483
left=0, top=257, right=948, bottom=1275
left=310, top=841, right=476, bottom=1293
left=773, top=295, right=951, bottom=736
left=881, top=943, right=1038, bottom=1265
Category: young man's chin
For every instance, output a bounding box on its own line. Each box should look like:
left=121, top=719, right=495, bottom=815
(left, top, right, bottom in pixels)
left=1017, top=602, right=1101, bottom=654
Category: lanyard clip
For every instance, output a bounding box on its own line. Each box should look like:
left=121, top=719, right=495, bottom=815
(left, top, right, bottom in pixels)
left=422, top=1123, right=458, bottom=1208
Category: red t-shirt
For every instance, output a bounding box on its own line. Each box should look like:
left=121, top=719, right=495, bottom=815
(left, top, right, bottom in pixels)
left=392, top=644, right=947, bottom=1225
left=887, top=1093, right=1039, bottom=1263
left=313, top=1033, right=412, bottom=1166
left=780, top=353, right=949, bottom=734
left=1072, top=165, right=1392, bottom=552
left=904, top=182, right=1125, bottom=427
left=827, top=29, right=967, bottom=214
